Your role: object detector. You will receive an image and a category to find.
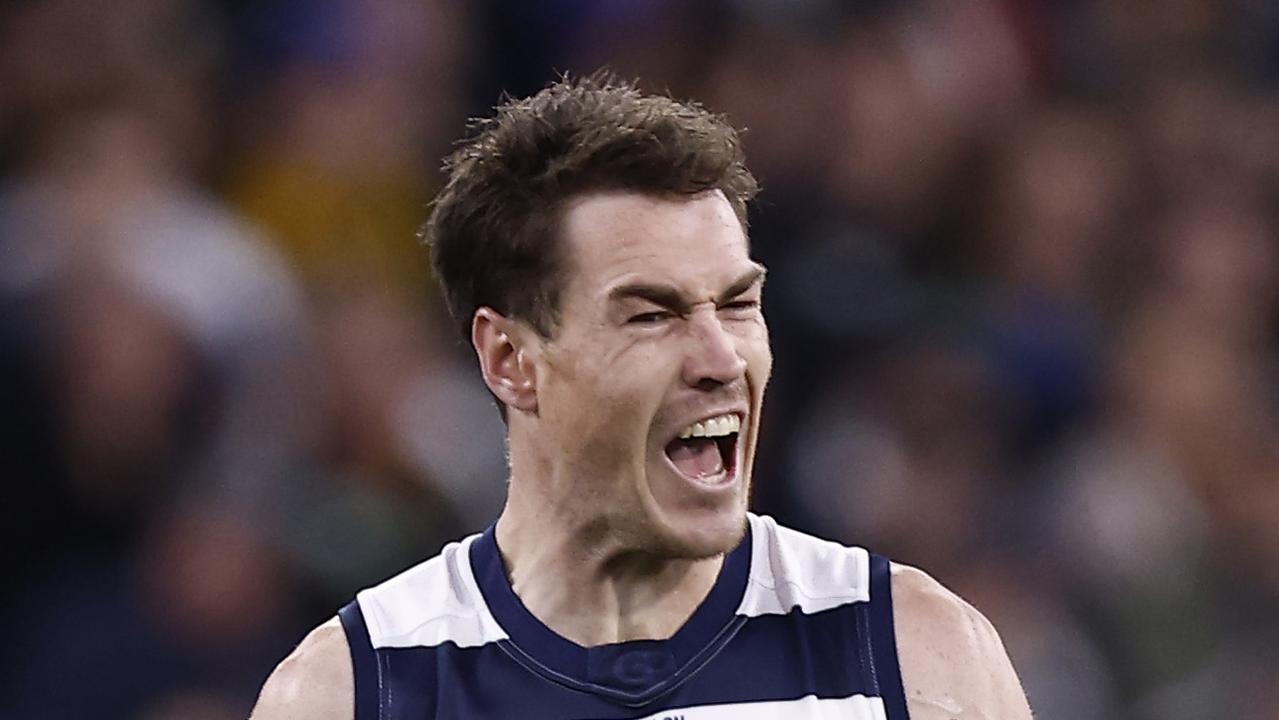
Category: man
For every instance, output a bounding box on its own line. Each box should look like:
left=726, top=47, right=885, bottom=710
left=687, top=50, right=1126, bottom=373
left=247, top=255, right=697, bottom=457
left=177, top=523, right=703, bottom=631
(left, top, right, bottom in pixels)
left=250, top=76, right=1032, bottom=719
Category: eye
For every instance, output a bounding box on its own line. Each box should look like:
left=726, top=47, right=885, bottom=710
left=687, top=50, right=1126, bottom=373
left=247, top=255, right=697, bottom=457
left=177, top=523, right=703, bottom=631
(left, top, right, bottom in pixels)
left=720, top=299, right=760, bottom=313
left=628, top=311, right=673, bottom=325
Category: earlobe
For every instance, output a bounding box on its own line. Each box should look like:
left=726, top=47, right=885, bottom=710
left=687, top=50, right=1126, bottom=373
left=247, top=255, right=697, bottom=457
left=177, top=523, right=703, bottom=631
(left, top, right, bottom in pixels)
left=472, top=308, right=539, bottom=414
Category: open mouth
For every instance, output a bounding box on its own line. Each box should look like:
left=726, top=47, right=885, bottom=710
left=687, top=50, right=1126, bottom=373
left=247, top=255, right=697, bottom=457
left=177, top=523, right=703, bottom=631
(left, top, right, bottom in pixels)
left=663, top=413, right=740, bottom=483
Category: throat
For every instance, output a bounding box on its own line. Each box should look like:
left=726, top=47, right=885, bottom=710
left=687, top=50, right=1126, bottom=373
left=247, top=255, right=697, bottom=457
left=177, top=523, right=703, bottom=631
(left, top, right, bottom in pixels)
left=512, top=548, right=725, bottom=646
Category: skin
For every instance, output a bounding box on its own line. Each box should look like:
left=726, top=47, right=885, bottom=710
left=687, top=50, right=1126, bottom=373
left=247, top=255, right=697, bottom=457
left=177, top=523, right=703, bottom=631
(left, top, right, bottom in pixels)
left=892, top=564, right=1034, bottom=719
left=250, top=191, right=1032, bottom=719
left=482, top=190, right=771, bottom=644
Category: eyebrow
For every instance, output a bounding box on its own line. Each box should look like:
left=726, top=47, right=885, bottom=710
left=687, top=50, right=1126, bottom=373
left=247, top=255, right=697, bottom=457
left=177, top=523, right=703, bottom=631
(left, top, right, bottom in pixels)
left=717, top=265, right=767, bottom=304
left=607, top=265, right=767, bottom=312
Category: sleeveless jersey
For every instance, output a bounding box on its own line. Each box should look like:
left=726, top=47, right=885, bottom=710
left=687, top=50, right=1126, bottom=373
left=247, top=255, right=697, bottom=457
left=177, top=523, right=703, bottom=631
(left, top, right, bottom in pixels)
left=338, top=513, right=909, bottom=719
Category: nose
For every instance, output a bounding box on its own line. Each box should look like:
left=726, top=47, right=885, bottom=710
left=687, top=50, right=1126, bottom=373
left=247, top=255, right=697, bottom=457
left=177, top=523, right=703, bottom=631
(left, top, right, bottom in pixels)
left=682, top=308, right=747, bottom=389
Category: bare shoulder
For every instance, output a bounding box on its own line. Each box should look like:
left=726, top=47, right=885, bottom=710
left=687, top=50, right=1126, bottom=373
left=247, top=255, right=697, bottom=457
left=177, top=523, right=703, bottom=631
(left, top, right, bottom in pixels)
left=890, top=563, right=1033, bottom=720
left=249, top=617, right=354, bottom=720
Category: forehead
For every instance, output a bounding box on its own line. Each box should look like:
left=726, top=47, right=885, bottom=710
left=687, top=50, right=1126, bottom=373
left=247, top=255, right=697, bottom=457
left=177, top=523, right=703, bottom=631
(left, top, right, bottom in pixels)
left=559, top=190, right=753, bottom=295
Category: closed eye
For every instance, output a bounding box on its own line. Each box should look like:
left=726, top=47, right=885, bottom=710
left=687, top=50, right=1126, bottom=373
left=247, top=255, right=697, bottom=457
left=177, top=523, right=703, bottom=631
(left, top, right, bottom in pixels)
left=628, top=311, right=674, bottom=325
left=720, top=299, right=760, bottom=314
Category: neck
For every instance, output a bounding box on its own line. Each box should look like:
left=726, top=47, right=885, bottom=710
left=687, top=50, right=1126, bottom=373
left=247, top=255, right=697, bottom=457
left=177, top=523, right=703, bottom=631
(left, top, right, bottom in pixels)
left=494, top=474, right=724, bottom=647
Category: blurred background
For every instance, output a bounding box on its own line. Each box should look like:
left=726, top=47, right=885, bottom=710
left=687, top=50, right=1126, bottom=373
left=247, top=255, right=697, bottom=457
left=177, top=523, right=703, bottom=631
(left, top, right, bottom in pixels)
left=2, top=0, right=1278, bottom=718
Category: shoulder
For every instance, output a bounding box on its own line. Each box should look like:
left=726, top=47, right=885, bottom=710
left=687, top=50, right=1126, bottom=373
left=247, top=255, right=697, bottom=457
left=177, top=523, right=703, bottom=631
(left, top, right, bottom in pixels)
left=357, top=533, right=505, bottom=649
left=740, top=514, right=871, bottom=616
left=890, top=563, right=1033, bottom=720
left=249, top=617, right=353, bottom=720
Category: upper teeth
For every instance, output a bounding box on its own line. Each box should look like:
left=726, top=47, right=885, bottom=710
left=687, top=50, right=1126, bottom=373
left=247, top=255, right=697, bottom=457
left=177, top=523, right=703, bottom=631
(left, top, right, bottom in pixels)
left=678, top=413, right=741, bottom=440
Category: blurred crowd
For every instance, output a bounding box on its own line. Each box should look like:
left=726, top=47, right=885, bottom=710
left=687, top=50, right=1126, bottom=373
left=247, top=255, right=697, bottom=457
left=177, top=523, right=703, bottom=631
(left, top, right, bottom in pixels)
left=2, top=1, right=1277, bottom=719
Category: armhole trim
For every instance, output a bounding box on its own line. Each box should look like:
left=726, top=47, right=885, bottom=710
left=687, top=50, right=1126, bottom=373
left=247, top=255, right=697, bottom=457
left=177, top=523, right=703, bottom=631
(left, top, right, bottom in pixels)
left=338, top=600, right=381, bottom=720
left=868, top=555, right=910, bottom=719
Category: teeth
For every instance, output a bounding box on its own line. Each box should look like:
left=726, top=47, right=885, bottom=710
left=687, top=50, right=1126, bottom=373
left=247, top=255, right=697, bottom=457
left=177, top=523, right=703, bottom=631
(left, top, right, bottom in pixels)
left=677, top=413, right=741, bottom=440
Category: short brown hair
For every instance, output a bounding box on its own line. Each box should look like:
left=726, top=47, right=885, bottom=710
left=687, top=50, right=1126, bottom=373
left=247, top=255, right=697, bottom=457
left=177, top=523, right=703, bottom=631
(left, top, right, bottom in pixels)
left=422, top=73, right=759, bottom=342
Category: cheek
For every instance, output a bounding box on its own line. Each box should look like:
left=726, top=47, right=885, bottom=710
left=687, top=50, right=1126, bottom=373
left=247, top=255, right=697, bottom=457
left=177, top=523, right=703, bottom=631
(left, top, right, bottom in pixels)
left=738, top=321, right=773, bottom=382
left=602, top=346, right=678, bottom=419
left=544, top=339, right=668, bottom=444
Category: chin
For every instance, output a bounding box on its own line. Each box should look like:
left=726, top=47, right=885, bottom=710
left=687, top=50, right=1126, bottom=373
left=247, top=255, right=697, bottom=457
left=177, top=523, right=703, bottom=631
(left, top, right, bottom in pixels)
left=650, top=504, right=750, bottom=560
left=640, top=450, right=753, bottom=559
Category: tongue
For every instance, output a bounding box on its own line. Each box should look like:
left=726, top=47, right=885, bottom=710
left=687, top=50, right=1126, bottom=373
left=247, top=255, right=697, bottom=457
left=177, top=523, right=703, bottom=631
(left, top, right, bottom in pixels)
left=667, top=437, right=724, bottom=478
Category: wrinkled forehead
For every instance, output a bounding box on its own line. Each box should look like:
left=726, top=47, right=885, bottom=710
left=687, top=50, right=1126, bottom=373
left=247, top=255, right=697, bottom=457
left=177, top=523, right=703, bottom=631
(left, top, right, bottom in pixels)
left=559, top=190, right=754, bottom=296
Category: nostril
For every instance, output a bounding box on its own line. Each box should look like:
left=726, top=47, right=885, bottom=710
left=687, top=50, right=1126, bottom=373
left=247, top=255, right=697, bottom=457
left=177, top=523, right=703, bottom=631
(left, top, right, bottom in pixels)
left=694, top=377, right=725, bottom=392
left=687, top=353, right=746, bottom=389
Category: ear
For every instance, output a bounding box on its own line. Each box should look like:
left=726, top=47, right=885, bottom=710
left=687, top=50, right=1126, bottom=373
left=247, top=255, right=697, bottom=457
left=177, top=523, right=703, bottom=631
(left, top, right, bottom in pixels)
left=472, top=307, right=539, bottom=415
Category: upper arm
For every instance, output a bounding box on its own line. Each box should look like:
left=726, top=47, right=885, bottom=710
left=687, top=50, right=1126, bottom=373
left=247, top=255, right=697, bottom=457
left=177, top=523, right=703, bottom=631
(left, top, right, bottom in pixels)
left=249, top=617, right=355, bottom=720
left=891, top=563, right=1033, bottom=720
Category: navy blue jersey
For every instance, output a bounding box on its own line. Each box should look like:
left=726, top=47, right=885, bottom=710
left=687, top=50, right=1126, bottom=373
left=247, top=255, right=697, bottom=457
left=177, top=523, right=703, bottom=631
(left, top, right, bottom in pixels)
left=338, top=514, right=909, bottom=719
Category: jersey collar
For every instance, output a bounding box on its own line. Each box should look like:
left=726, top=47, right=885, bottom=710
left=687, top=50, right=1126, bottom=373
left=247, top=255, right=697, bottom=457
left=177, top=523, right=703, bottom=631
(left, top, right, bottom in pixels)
left=470, top=520, right=753, bottom=706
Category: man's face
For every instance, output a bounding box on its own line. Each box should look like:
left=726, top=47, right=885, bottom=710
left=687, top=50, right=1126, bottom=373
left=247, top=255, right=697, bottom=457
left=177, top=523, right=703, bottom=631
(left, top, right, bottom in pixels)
left=526, top=190, right=771, bottom=559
